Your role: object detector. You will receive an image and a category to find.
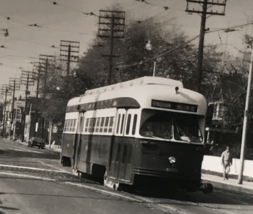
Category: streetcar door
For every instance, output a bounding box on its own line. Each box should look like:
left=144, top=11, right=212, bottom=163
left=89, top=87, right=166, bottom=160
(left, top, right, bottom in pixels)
left=110, top=109, right=127, bottom=179
left=73, top=113, right=85, bottom=170
left=118, top=110, right=137, bottom=181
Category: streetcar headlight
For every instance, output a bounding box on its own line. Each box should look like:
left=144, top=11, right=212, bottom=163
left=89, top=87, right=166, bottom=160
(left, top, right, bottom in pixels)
left=168, top=156, right=176, bottom=164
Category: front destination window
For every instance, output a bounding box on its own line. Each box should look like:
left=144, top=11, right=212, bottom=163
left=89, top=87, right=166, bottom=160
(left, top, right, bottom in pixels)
left=140, top=110, right=203, bottom=143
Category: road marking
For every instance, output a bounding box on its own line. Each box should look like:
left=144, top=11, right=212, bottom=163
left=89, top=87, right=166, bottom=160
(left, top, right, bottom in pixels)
left=65, top=182, right=190, bottom=213
left=0, top=164, right=65, bottom=173
left=38, top=161, right=72, bottom=174
left=131, top=195, right=188, bottom=214
left=13, top=148, right=43, bottom=154
left=0, top=171, right=55, bottom=181
left=65, top=182, right=141, bottom=202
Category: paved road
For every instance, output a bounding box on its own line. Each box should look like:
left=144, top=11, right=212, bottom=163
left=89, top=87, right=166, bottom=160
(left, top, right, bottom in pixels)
left=0, top=138, right=253, bottom=214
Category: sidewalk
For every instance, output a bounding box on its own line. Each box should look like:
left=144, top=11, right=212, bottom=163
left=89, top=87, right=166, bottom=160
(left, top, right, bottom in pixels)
left=202, top=173, right=253, bottom=194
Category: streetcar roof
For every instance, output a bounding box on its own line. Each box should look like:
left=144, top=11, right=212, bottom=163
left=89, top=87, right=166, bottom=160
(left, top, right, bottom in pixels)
left=66, top=77, right=207, bottom=115
left=84, top=76, right=183, bottom=95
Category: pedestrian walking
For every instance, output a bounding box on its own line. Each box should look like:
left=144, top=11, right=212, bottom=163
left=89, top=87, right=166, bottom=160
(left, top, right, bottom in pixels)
left=221, top=146, right=233, bottom=180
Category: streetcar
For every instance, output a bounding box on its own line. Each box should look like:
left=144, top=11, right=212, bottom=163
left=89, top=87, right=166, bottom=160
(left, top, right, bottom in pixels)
left=60, top=76, right=212, bottom=193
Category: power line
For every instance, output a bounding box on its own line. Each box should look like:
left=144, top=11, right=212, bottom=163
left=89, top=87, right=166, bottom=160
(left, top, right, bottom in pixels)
left=114, top=34, right=200, bottom=69
left=38, top=0, right=98, bottom=16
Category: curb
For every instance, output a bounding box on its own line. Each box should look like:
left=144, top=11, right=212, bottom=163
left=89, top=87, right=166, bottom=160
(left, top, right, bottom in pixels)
left=202, top=179, right=253, bottom=195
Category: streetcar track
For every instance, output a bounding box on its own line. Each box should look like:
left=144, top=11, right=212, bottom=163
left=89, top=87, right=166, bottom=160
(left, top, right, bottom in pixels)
left=0, top=166, right=253, bottom=214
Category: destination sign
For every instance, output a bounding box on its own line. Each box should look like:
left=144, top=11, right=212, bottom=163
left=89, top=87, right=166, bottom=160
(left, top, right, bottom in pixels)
left=151, top=100, right=198, bottom=112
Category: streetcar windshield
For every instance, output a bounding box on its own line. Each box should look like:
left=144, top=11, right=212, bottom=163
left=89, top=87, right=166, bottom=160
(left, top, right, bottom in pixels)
left=140, top=110, right=203, bottom=143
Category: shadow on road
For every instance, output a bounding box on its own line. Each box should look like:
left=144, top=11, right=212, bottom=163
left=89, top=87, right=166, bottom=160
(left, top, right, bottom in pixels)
left=0, top=199, right=19, bottom=213
left=121, top=184, right=253, bottom=206
left=0, top=149, right=59, bottom=160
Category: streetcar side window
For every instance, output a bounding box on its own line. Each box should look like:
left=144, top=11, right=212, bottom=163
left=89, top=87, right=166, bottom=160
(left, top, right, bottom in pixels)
left=104, top=117, right=109, bottom=133
left=69, top=119, right=73, bottom=132
left=85, top=118, right=89, bottom=132
left=92, top=118, right=96, bottom=133
left=65, top=120, right=69, bottom=132
left=100, top=118, right=105, bottom=132
left=73, top=119, right=77, bottom=132
left=89, top=118, right=95, bottom=133
left=64, top=120, right=67, bottom=132
left=71, top=119, right=74, bottom=132
left=108, top=117, right=114, bottom=133
left=116, top=114, right=121, bottom=134
left=126, top=114, right=131, bottom=135
left=95, top=118, right=100, bottom=132
left=120, top=114, right=125, bottom=134
left=132, top=114, right=137, bottom=135
left=79, top=116, right=84, bottom=133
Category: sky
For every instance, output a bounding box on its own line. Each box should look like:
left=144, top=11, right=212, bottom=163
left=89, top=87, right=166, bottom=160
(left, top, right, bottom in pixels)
left=0, top=0, right=253, bottom=101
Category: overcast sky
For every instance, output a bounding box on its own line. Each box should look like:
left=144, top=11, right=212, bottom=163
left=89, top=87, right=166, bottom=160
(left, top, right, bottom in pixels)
left=0, top=0, right=253, bottom=100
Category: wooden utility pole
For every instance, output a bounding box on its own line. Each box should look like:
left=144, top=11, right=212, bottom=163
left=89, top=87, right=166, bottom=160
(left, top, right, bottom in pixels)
left=9, top=77, right=21, bottom=139
left=20, top=71, right=34, bottom=142
left=60, top=40, right=80, bottom=76
left=32, top=62, right=42, bottom=137
left=185, top=0, right=227, bottom=92
left=98, top=10, right=125, bottom=85
left=1, top=85, right=10, bottom=135
left=39, top=54, right=55, bottom=139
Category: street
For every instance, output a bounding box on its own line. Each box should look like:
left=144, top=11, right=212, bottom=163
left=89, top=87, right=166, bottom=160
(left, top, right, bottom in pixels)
left=0, top=138, right=253, bottom=214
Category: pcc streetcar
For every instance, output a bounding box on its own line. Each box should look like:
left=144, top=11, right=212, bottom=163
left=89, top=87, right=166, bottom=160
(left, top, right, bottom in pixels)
left=60, top=76, right=212, bottom=193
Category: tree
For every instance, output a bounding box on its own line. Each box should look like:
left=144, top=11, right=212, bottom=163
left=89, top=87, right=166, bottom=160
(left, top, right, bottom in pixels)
left=38, top=66, right=93, bottom=123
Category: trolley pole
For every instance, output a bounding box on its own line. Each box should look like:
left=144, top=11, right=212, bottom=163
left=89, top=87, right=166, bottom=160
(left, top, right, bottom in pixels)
left=238, top=47, right=253, bottom=184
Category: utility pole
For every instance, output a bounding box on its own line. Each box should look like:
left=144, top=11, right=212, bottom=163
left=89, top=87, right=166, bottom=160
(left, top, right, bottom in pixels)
left=20, top=71, right=35, bottom=142
left=9, top=77, right=21, bottom=139
left=39, top=54, right=55, bottom=140
left=32, top=61, right=43, bottom=137
left=185, top=0, right=227, bottom=92
left=238, top=47, right=253, bottom=184
left=60, top=40, right=80, bottom=76
left=98, top=10, right=125, bottom=85
left=1, top=85, right=10, bottom=135
left=108, top=15, right=115, bottom=85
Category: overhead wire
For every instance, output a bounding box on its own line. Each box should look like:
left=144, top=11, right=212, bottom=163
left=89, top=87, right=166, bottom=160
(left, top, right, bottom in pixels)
left=113, top=19, right=253, bottom=69
left=35, top=0, right=98, bottom=16
left=114, top=34, right=200, bottom=69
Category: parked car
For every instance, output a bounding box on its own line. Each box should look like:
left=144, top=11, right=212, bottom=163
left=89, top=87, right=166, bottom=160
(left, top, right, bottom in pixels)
left=28, top=137, right=45, bottom=149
